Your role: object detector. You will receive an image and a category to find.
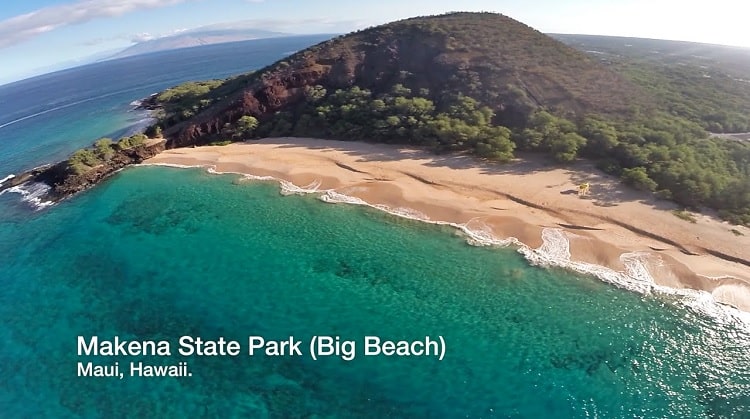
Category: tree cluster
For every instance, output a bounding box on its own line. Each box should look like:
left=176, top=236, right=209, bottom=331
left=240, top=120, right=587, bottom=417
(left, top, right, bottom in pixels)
left=513, top=110, right=750, bottom=224
left=257, top=85, right=516, bottom=162
left=240, top=83, right=750, bottom=224
left=66, top=134, right=149, bottom=175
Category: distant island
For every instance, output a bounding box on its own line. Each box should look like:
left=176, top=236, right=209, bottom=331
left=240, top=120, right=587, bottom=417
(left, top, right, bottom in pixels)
left=2, top=12, right=749, bottom=309
left=107, top=28, right=288, bottom=60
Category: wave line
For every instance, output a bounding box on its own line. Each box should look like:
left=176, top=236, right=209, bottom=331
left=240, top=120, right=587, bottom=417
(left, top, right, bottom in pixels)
left=0, top=86, right=154, bottom=130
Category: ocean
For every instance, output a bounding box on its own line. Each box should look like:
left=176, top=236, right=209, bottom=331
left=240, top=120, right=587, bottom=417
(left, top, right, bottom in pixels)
left=1, top=37, right=749, bottom=418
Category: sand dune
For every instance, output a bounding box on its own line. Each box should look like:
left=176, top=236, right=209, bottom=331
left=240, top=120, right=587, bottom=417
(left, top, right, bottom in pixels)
left=145, top=137, right=750, bottom=311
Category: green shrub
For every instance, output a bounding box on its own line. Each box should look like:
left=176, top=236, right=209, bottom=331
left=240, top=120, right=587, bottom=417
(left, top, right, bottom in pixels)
left=208, top=140, right=233, bottom=146
left=672, top=209, right=697, bottom=223
left=621, top=167, right=658, bottom=191
left=67, top=149, right=102, bottom=174
left=94, top=138, right=114, bottom=160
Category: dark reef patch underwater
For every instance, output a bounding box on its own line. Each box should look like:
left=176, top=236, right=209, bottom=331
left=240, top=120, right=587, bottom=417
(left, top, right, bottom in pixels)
left=0, top=166, right=748, bottom=417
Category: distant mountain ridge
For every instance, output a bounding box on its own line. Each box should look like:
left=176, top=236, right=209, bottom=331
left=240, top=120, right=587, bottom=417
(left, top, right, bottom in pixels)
left=553, top=33, right=750, bottom=133
left=551, top=34, right=750, bottom=74
left=108, top=28, right=288, bottom=59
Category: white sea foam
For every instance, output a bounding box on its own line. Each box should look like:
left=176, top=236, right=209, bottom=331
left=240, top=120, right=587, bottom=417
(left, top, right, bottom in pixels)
left=320, top=190, right=368, bottom=205
left=0, top=174, right=15, bottom=186
left=148, top=163, right=750, bottom=327
left=241, top=174, right=276, bottom=181
left=621, top=252, right=660, bottom=283
left=519, top=228, right=750, bottom=326
left=517, top=229, right=651, bottom=294
left=454, top=218, right=515, bottom=247
left=377, top=205, right=430, bottom=221
left=0, top=182, right=54, bottom=210
left=280, top=179, right=321, bottom=196
left=140, top=162, right=213, bottom=169
left=534, top=228, right=572, bottom=262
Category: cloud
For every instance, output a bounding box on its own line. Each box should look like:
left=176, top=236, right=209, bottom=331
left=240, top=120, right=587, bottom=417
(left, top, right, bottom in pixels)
left=187, top=18, right=371, bottom=34
left=118, top=17, right=370, bottom=48
left=0, top=0, right=190, bottom=49
left=131, top=32, right=156, bottom=43
left=128, top=27, right=187, bottom=43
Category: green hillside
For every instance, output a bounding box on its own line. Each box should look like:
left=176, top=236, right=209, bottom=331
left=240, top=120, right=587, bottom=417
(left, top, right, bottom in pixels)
left=146, top=13, right=750, bottom=225
left=554, top=34, right=750, bottom=132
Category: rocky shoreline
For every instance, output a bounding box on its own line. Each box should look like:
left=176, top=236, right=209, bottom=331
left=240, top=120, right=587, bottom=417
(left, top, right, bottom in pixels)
left=0, top=139, right=165, bottom=204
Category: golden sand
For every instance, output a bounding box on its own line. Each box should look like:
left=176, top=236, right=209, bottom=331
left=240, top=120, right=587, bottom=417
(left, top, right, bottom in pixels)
left=145, top=137, right=750, bottom=311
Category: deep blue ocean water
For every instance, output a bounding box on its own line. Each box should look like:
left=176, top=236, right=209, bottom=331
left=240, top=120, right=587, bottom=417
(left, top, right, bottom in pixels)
left=0, top=35, right=332, bottom=176
left=1, top=37, right=749, bottom=418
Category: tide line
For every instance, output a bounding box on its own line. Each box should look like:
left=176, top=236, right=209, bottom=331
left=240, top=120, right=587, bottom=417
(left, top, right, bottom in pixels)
left=141, top=162, right=750, bottom=328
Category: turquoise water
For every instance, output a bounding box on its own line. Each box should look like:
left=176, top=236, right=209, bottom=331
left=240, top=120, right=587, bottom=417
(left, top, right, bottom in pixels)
left=1, top=167, right=748, bottom=417
left=1, top=37, right=749, bottom=418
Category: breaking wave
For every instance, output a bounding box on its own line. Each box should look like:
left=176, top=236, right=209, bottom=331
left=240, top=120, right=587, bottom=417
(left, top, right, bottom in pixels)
left=0, top=174, right=15, bottom=186
left=280, top=179, right=322, bottom=195
left=518, top=229, right=749, bottom=325
left=143, top=162, right=750, bottom=326
left=0, top=181, right=54, bottom=210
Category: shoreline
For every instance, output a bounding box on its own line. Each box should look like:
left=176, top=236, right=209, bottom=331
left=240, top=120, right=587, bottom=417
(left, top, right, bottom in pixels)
left=143, top=137, right=750, bottom=313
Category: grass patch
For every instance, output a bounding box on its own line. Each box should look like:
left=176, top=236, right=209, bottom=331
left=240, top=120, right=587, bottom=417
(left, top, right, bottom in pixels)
left=207, top=140, right=233, bottom=146
left=672, top=209, right=697, bottom=223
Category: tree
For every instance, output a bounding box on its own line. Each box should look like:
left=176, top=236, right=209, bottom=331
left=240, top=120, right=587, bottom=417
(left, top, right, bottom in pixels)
left=94, top=138, right=114, bottom=160
left=580, top=118, right=618, bottom=157
left=473, top=126, right=515, bottom=161
left=235, top=115, right=259, bottom=138
left=304, top=85, right=327, bottom=102
left=68, top=149, right=102, bottom=174
left=550, top=132, right=586, bottom=162
left=391, top=83, right=412, bottom=96
left=621, top=167, right=657, bottom=191
left=145, top=125, right=163, bottom=138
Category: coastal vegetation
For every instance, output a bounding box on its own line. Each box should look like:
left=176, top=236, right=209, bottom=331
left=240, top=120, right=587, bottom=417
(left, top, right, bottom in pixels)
left=67, top=133, right=150, bottom=175
left=257, top=86, right=516, bottom=161
left=553, top=34, right=750, bottom=133
left=672, top=209, right=698, bottom=223
left=133, top=13, right=750, bottom=225
left=150, top=73, right=257, bottom=126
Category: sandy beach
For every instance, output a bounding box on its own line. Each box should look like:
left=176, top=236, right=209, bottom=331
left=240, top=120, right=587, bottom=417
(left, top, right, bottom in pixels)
left=145, top=137, right=750, bottom=311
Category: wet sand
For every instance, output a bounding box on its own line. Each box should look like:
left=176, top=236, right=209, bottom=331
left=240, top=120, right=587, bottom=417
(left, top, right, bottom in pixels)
left=145, top=137, right=750, bottom=311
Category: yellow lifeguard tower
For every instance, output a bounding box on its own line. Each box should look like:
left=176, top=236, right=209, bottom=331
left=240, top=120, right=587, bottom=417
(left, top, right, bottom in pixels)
left=578, top=182, right=590, bottom=197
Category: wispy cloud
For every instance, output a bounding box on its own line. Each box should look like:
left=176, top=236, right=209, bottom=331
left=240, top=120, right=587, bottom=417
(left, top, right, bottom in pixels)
left=187, top=18, right=371, bottom=34
left=130, top=27, right=187, bottom=43
left=131, top=32, right=157, bottom=43
left=0, top=0, right=191, bottom=49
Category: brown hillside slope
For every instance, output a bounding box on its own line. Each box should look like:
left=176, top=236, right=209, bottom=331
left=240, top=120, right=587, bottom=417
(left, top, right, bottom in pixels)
left=166, top=12, right=651, bottom=147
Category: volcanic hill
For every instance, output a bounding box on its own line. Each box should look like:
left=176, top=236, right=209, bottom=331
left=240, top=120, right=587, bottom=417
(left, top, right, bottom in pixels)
left=164, top=12, right=650, bottom=147
left=13, top=13, right=750, bottom=226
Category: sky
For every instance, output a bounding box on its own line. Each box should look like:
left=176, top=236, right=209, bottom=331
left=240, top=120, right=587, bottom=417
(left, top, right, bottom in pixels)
left=1, top=0, right=748, bottom=84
